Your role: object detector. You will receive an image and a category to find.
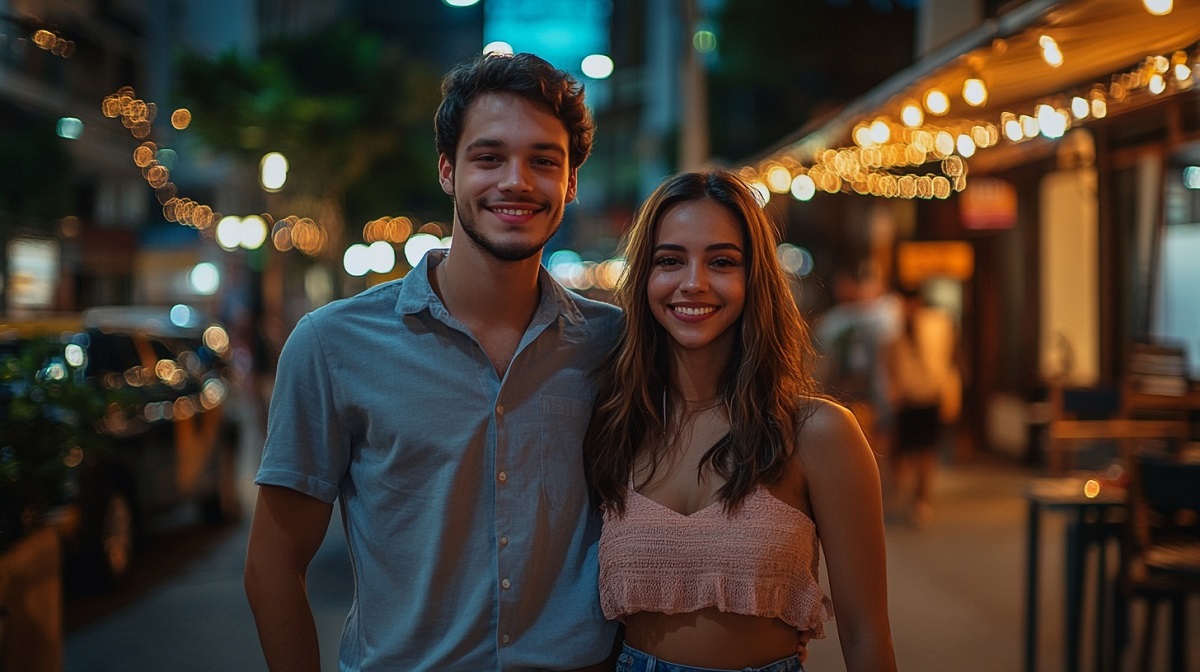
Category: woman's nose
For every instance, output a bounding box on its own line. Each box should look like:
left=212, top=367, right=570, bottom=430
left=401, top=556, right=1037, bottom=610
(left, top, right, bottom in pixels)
left=681, top=263, right=707, bottom=292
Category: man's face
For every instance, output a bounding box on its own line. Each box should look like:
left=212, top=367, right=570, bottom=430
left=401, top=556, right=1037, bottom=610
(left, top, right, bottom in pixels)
left=438, top=93, right=578, bottom=262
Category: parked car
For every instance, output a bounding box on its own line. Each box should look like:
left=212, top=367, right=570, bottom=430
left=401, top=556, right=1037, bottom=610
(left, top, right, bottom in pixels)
left=0, top=305, right=241, bottom=591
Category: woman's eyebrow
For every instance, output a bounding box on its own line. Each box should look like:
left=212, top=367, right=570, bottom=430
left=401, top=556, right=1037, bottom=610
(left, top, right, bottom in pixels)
left=653, top=242, right=744, bottom=253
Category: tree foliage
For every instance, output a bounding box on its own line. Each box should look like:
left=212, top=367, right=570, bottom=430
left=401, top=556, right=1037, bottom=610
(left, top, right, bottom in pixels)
left=173, top=19, right=447, bottom=236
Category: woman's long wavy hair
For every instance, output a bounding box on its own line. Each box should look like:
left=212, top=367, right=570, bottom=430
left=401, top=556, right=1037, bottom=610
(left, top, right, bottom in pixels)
left=584, top=170, right=821, bottom=516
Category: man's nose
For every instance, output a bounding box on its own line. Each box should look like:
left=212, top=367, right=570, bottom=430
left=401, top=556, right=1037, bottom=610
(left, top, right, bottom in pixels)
left=499, top=161, right=533, bottom=193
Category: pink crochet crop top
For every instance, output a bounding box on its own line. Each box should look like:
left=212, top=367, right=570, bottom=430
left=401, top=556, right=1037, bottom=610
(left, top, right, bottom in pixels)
left=599, top=482, right=834, bottom=637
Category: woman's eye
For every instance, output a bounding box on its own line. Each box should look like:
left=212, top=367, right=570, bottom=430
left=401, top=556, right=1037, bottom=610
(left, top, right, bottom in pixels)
left=654, top=257, right=681, bottom=267
left=712, top=257, right=741, bottom=268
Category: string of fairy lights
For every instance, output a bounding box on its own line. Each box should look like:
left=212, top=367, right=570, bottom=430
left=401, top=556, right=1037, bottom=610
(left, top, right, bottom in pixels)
left=741, top=44, right=1200, bottom=203
left=99, top=84, right=457, bottom=267
left=101, top=85, right=341, bottom=257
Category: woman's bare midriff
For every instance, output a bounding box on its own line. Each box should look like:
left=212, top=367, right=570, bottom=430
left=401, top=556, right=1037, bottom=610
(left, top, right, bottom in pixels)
left=623, top=607, right=802, bottom=668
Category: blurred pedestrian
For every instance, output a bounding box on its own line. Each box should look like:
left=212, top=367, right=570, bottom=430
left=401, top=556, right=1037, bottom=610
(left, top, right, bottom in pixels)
left=886, top=287, right=960, bottom=527
left=585, top=170, right=897, bottom=672
left=812, top=262, right=901, bottom=454
left=243, top=52, right=621, bottom=671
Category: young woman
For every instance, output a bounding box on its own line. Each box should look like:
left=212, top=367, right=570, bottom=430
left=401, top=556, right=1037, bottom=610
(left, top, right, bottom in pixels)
left=585, top=170, right=897, bottom=672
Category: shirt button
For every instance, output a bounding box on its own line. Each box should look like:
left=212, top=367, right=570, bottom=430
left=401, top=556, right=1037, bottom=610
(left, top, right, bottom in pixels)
left=499, top=535, right=509, bottom=547
left=501, top=578, right=511, bottom=589
left=496, top=404, right=505, bottom=415
left=502, top=634, right=510, bottom=644
left=498, top=471, right=507, bottom=483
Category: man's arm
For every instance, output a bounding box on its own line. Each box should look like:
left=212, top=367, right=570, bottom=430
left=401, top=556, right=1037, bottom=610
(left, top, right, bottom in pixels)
left=245, top=484, right=334, bottom=672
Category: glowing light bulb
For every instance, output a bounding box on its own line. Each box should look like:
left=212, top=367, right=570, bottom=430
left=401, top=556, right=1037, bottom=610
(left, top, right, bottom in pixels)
left=1004, top=119, right=1024, bottom=142
left=790, top=174, right=816, bottom=201
left=1039, top=35, right=1064, bottom=68
left=853, top=123, right=874, bottom=147
left=962, top=78, right=988, bottom=107
left=1037, top=105, right=1068, bottom=139
left=1021, top=114, right=1039, bottom=138
left=869, top=119, right=891, bottom=144
left=901, top=101, right=924, bottom=128
left=1071, top=96, right=1089, bottom=119
left=924, top=88, right=950, bottom=115
left=1149, top=73, right=1166, bottom=94
left=1143, top=0, right=1172, bottom=16
left=765, top=165, right=792, bottom=193
left=956, top=134, right=976, bottom=157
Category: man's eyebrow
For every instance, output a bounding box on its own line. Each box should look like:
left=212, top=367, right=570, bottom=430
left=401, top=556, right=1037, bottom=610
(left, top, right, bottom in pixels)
left=463, top=138, right=567, bottom=156
left=653, top=242, right=744, bottom=253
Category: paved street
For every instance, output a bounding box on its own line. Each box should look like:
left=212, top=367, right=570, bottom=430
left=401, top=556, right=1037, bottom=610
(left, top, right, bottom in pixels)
left=63, top=391, right=353, bottom=672
left=62, top=397, right=1198, bottom=671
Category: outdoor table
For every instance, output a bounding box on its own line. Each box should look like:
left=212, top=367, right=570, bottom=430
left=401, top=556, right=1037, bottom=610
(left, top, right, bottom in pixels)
left=1023, top=476, right=1127, bottom=672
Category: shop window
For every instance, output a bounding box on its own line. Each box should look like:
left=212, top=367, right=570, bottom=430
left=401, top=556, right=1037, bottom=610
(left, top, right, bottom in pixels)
left=1153, top=163, right=1200, bottom=377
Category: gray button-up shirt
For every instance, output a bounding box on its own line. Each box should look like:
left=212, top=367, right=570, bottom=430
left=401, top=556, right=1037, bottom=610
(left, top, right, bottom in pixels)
left=257, top=250, right=621, bottom=670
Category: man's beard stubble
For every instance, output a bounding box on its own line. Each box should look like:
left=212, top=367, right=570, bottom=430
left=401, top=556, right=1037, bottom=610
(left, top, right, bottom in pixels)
left=453, top=192, right=561, bottom=263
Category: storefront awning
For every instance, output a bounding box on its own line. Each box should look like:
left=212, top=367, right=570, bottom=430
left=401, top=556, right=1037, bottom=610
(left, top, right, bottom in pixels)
left=741, top=0, right=1200, bottom=200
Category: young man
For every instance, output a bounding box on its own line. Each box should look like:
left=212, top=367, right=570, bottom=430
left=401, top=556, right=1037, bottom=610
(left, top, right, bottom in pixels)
left=244, top=52, right=621, bottom=671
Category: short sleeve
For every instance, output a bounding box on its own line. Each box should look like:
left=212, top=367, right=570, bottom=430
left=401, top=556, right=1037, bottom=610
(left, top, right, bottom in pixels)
left=255, top=314, right=349, bottom=503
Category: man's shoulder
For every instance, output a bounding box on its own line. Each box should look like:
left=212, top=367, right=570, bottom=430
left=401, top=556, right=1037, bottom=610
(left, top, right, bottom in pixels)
left=303, top=279, right=406, bottom=334
left=562, top=289, right=623, bottom=341
left=568, top=289, right=621, bottom=319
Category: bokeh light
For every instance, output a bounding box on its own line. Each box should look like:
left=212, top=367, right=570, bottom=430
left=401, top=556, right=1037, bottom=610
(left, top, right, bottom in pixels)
left=692, top=30, right=717, bottom=54
left=189, top=262, right=220, bottom=295
left=776, top=243, right=814, bottom=277
left=483, top=41, right=514, bottom=55
left=581, top=54, right=614, bottom=79
left=260, top=152, right=288, bottom=192
left=790, top=174, right=816, bottom=201
left=56, top=117, right=83, bottom=139
left=171, top=108, right=192, bottom=130
left=404, top=233, right=443, bottom=267
left=343, top=244, right=371, bottom=277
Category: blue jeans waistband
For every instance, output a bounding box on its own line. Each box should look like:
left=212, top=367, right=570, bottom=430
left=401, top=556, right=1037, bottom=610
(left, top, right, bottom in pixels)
left=615, top=643, right=803, bottom=672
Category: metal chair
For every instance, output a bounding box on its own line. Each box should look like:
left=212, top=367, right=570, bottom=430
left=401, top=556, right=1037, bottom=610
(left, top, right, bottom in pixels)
left=1116, top=451, right=1200, bottom=672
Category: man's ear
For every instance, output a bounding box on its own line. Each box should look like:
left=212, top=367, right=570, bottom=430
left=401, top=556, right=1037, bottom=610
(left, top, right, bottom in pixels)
left=438, top=154, right=454, bottom=195
left=565, top=168, right=578, bottom=205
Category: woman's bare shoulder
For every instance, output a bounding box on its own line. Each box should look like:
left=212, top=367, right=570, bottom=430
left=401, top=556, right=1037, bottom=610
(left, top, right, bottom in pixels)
left=798, top=396, right=864, bottom=442
left=794, top=397, right=874, bottom=467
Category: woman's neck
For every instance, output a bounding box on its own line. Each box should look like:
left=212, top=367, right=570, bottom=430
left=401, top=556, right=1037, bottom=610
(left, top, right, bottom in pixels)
left=668, top=346, right=730, bottom=406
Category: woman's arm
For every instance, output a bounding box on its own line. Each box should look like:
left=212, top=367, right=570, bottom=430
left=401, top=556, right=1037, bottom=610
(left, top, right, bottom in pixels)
left=797, top=399, right=898, bottom=672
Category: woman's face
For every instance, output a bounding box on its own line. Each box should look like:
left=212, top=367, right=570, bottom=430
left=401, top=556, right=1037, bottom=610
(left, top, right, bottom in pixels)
left=646, top=198, right=747, bottom=358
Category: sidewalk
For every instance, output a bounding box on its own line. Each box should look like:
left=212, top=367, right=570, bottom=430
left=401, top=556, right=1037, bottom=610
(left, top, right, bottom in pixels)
left=801, top=455, right=1034, bottom=671
left=807, top=453, right=1199, bottom=672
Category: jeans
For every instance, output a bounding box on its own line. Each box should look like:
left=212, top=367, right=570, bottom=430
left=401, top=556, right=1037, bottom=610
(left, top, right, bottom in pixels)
left=614, top=643, right=804, bottom=672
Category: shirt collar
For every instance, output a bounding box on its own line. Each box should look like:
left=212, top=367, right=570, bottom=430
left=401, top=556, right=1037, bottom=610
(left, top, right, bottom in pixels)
left=395, top=249, right=586, bottom=327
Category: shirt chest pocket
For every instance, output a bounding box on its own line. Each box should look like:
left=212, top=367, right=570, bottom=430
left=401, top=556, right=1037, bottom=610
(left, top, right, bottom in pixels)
left=539, top=395, right=591, bottom=513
